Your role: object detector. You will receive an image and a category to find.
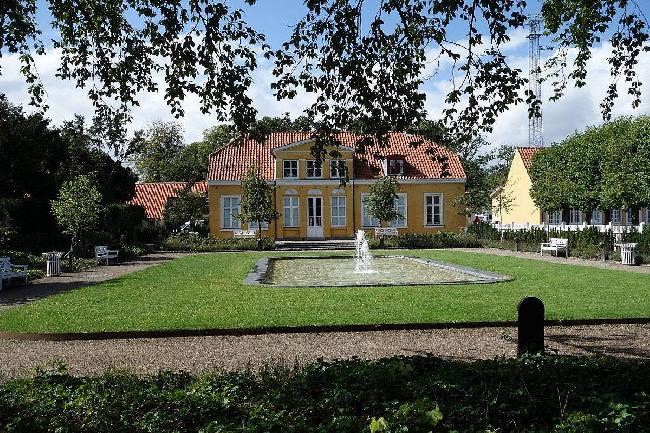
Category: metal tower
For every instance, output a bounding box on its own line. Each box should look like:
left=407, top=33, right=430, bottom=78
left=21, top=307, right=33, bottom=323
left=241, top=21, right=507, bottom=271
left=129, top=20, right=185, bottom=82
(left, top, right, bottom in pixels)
left=527, top=16, right=543, bottom=147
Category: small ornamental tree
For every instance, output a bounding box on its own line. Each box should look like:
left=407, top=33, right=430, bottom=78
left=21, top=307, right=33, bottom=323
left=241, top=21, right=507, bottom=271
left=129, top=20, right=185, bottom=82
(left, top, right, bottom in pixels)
left=238, top=167, right=280, bottom=249
left=163, top=189, right=207, bottom=232
left=51, top=175, right=103, bottom=259
left=367, top=176, right=402, bottom=248
left=491, top=179, right=516, bottom=226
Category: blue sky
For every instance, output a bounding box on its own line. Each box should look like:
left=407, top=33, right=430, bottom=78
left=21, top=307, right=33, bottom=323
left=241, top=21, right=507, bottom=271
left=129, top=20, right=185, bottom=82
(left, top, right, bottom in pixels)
left=2, top=0, right=650, bottom=149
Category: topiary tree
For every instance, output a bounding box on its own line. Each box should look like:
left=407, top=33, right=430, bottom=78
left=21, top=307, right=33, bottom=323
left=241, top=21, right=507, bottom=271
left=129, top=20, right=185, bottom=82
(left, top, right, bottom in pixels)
left=367, top=176, right=402, bottom=248
left=51, top=175, right=103, bottom=260
left=238, top=167, right=280, bottom=249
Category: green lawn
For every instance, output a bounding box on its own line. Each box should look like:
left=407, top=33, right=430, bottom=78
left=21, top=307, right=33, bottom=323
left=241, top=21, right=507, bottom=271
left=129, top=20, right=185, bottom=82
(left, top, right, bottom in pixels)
left=0, top=250, right=648, bottom=333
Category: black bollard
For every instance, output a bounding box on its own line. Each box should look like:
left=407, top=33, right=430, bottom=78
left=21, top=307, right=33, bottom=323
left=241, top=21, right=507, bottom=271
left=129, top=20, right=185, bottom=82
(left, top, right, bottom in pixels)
left=517, top=297, right=545, bottom=356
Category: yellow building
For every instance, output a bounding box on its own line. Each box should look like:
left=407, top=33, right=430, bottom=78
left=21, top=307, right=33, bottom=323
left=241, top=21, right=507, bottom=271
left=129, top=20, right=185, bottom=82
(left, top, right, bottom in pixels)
left=491, top=147, right=543, bottom=225
left=207, top=132, right=467, bottom=239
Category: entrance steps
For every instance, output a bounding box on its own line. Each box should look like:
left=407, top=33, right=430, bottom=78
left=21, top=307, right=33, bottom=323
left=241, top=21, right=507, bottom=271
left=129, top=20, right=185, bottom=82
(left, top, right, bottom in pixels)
left=275, top=239, right=356, bottom=251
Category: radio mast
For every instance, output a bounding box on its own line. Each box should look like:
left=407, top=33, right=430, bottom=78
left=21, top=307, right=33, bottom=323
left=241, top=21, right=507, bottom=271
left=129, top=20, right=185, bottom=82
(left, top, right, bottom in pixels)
left=527, top=16, right=543, bottom=147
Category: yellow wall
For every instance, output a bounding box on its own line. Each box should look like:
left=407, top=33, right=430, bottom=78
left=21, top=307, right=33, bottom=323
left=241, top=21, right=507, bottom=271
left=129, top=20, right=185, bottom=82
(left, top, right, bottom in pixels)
left=209, top=181, right=467, bottom=239
left=208, top=140, right=467, bottom=239
left=491, top=151, right=542, bottom=225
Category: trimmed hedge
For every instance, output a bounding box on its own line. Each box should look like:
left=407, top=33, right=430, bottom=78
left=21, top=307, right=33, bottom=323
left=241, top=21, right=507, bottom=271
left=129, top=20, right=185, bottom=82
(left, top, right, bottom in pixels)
left=369, top=232, right=482, bottom=249
left=161, top=233, right=275, bottom=251
left=1, top=355, right=648, bottom=432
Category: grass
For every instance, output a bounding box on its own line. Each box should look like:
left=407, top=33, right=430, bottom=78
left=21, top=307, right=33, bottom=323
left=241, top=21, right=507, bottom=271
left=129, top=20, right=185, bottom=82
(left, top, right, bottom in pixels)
left=0, top=250, right=648, bottom=333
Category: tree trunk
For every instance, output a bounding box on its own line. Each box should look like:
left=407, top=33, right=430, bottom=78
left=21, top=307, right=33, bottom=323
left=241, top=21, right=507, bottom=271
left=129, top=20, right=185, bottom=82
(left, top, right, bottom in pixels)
left=257, top=220, right=263, bottom=250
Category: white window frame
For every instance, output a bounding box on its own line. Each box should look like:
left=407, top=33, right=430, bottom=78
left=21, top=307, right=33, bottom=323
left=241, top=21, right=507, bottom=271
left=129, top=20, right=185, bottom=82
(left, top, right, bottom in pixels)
left=626, top=208, right=634, bottom=225
left=283, top=160, right=298, bottom=178
left=548, top=210, right=561, bottom=225
left=250, top=221, right=269, bottom=231
left=591, top=209, right=602, bottom=225
left=330, top=196, right=346, bottom=227
left=611, top=209, right=622, bottom=224
left=283, top=195, right=300, bottom=228
left=569, top=209, right=582, bottom=224
left=221, top=195, right=241, bottom=229
left=306, top=160, right=323, bottom=178
left=330, top=160, right=346, bottom=179
left=424, top=193, right=443, bottom=227
left=389, top=193, right=407, bottom=228
left=360, top=193, right=380, bottom=227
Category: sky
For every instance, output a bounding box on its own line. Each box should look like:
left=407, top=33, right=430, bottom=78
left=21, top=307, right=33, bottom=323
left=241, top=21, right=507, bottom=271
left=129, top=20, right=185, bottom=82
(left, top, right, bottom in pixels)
left=1, top=0, right=650, bottom=150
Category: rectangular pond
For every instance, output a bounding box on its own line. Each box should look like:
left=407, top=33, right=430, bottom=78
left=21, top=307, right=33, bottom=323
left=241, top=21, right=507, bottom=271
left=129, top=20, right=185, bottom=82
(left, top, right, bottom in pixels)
left=246, top=256, right=511, bottom=287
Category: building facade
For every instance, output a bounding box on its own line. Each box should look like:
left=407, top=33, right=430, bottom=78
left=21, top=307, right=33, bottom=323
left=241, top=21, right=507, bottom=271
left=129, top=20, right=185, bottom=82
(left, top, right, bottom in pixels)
left=207, top=132, right=467, bottom=239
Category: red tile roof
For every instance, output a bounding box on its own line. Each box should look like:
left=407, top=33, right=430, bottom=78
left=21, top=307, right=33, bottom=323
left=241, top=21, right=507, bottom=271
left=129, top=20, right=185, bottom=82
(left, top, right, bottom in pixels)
left=130, top=181, right=207, bottom=220
left=207, top=132, right=466, bottom=181
left=517, top=147, right=542, bottom=173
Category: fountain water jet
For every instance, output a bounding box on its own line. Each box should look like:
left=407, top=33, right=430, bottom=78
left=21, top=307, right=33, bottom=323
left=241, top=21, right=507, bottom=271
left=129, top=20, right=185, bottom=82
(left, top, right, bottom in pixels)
left=354, top=230, right=375, bottom=273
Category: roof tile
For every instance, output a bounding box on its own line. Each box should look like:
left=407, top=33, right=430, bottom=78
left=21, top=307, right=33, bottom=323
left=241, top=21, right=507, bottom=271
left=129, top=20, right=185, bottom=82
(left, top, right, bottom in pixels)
left=130, top=181, right=207, bottom=220
left=517, top=147, right=542, bottom=173
left=207, top=132, right=466, bottom=181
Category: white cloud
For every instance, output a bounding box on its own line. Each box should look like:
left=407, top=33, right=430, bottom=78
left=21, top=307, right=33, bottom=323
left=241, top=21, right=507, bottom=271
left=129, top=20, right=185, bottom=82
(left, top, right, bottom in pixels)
left=1, top=40, right=648, bottom=148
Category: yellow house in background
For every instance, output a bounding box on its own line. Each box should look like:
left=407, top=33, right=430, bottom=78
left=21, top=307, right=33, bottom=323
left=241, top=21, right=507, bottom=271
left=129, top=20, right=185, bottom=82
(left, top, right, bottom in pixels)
left=207, top=132, right=467, bottom=239
left=491, top=147, right=543, bottom=225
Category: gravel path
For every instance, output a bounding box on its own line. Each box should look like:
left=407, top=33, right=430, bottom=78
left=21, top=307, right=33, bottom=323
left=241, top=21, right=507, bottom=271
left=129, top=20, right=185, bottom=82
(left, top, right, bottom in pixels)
left=0, top=324, right=647, bottom=379
left=0, top=252, right=190, bottom=310
left=456, top=247, right=650, bottom=273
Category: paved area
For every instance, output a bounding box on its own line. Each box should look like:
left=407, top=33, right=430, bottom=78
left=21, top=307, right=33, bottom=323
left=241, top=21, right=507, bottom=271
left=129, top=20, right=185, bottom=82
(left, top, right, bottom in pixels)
left=0, top=252, right=189, bottom=310
left=0, top=324, right=647, bottom=378
left=457, top=247, right=650, bottom=274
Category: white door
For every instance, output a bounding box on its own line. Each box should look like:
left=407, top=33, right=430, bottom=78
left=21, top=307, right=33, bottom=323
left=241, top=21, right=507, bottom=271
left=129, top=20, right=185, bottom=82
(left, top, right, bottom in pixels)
left=307, top=196, right=324, bottom=238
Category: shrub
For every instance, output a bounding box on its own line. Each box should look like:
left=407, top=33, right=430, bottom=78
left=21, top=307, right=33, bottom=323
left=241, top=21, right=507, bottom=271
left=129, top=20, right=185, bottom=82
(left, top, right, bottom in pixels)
left=161, top=233, right=275, bottom=251
left=369, top=232, right=481, bottom=249
left=0, top=355, right=649, bottom=432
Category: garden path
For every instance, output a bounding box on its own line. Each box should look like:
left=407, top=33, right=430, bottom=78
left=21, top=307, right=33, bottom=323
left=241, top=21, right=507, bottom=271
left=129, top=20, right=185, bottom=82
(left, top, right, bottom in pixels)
left=456, top=248, right=650, bottom=274
left=0, top=252, right=190, bottom=310
left=0, top=324, right=647, bottom=378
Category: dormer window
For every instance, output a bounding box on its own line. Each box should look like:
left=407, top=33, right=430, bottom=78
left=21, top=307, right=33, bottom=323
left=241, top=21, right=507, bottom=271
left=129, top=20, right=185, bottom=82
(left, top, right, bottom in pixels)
left=306, top=160, right=322, bottom=178
left=330, top=160, right=346, bottom=178
left=387, top=158, right=405, bottom=175
left=283, top=160, right=298, bottom=178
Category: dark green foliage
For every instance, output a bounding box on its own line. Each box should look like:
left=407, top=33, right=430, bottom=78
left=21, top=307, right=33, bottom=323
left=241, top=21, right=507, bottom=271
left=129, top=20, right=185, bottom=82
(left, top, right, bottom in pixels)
left=530, top=116, right=650, bottom=213
left=162, top=189, right=208, bottom=232
left=238, top=167, right=281, bottom=244
left=161, top=234, right=275, bottom=252
left=469, top=223, right=618, bottom=260
left=369, top=233, right=481, bottom=250
left=1, top=355, right=649, bottom=432
left=0, top=96, right=139, bottom=253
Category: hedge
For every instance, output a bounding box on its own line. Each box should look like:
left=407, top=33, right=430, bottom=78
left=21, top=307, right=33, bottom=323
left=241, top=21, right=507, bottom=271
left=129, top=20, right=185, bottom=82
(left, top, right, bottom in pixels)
left=0, top=355, right=648, bottom=432
left=161, top=233, right=275, bottom=252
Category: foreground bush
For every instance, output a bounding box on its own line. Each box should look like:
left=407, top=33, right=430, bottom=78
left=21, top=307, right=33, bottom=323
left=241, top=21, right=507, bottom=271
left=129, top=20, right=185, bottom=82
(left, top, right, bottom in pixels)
left=1, top=355, right=648, bottom=432
left=370, top=232, right=481, bottom=249
left=161, top=233, right=275, bottom=251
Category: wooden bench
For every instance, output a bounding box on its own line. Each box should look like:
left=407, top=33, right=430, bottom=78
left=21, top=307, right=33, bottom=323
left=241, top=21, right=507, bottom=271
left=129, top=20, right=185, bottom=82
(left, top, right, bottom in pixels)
left=95, top=246, right=120, bottom=265
left=540, top=238, right=569, bottom=258
left=0, top=257, right=28, bottom=291
left=233, top=229, right=257, bottom=239
left=374, top=227, right=399, bottom=237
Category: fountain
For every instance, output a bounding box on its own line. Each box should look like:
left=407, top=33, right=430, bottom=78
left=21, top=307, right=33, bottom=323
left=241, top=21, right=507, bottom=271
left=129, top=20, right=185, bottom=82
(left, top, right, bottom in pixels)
left=245, top=232, right=512, bottom=287
left=354, top=230, right=375, bottom=273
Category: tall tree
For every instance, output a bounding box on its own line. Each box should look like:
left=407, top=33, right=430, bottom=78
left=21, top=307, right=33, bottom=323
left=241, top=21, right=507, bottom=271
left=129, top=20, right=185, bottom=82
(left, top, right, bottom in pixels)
left=129, top=121, right=186, bottom=182
left=366, top=177, right=402, bottom=248
left=2, top=1, right=647, bottom=152
left=238, top=167, right=280, bottom=249
left=51, top=175, right=103, bottom=259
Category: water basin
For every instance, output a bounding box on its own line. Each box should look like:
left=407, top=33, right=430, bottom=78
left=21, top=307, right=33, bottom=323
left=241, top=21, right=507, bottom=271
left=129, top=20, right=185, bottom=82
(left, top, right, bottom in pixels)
left=245, top=256, right=511, bottom=287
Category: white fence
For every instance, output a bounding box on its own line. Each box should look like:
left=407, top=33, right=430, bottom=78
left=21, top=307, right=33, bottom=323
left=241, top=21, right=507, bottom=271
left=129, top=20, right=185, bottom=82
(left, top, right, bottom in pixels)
left=492, top=222, right=646, bottom=241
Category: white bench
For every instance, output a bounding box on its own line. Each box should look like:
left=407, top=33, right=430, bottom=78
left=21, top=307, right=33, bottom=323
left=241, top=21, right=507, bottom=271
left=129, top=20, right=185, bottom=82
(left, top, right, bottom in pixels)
left=540, top=238, right=569, bottom=258
left=233, top=229, right=257, bottom=239
left=0, top=257, right=28, bottom=291
left=95, top=246, right=119, bottom=265
left=374, top=227, right=399, bottom=237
